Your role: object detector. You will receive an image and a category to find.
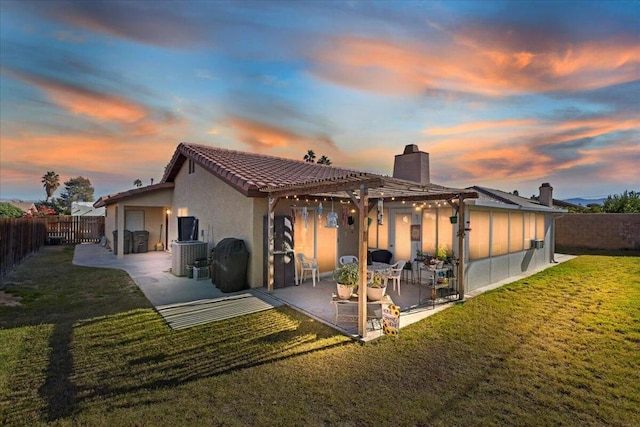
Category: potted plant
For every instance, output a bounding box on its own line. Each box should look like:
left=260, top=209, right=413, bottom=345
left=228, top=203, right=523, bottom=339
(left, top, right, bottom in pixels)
left=436, top=245, right=448, bottom=268
left=333, top=262, right=359, bottom=299
left=367, top=271, right=386, bottom=301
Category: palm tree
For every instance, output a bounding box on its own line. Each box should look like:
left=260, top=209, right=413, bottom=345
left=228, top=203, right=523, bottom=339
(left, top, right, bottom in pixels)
left=134, top=179, right=143, bottom=188
left=41, top=171, right=60, bottom=202
left=317, top=155, right=332, bottom=165
left=303, top=150, right=316, bottom=163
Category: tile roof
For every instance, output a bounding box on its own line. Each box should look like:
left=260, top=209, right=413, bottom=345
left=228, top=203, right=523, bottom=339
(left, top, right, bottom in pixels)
left=469, top=186, right=565, bottom=211
left=94, top=182, right=174, bottom=207
left=162, top=143, right=366, bottom=197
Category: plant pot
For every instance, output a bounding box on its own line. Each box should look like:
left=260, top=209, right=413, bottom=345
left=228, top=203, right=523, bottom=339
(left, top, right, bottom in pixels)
left=449, top=216, right=458, bottom=224
left=367, top=286, right=386, bottom=301
left=336, top=283, right=353, bottom=300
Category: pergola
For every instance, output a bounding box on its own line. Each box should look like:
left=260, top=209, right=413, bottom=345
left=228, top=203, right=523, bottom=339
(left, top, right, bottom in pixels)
left=261, top=172, right=478, bottom=338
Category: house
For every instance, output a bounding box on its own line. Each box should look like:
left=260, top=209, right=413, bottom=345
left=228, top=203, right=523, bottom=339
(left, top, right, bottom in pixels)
left=464, top=184, right=567, bottom=291
left=4, top=201, right=38, bottom=216
left=95, top=142, right=564, bottom=298
left=71, top=201, right=105, bottom=217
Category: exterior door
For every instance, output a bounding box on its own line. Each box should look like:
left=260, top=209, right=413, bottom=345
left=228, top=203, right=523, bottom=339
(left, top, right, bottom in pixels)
left=389, top=208, right=417, bottom=264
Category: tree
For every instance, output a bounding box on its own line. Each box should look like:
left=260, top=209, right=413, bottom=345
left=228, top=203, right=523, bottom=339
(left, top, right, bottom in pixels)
left=41, top=171, right=60, bottom=202
left=602, top=190, right=640, bottom=213
left=59, top=176, right=95, bottom=212
left=303, top=150, right=316, bottom=163
left=134, top=179, right=143, bottom=188
left=317, top=155, right=332, bottom=165
left=36, top=199, right=66, bottom=215
left=0, top=203, right=25, bottom=218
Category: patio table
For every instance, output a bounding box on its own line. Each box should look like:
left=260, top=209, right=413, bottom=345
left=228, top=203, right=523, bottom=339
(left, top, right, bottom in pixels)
left=331, top=293, right=394, bottom=325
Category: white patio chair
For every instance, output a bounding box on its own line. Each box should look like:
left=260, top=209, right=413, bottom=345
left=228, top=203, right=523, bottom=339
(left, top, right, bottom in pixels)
left=339, top=255, right=358, bottom=266
left=387, top=260, right=406, bottom=295
left=297, top=253, right=319, bottom=287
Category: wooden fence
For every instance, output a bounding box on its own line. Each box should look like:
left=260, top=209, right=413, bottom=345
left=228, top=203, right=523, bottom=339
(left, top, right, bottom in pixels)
left=44, top=216, right=105, bottom=244
left=0, top=217, right=48, bottom=276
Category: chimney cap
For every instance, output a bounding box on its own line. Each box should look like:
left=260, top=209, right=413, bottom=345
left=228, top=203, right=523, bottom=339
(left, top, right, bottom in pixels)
left=403, top=144, right=420, bottom=155
left=540, top=182, right=552, bottom=188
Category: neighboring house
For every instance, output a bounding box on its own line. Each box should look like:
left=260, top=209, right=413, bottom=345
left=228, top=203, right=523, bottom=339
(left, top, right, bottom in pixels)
left=5, top=201, right=38, bottom=216
left=464, top=184, right=566, bottom=291
left=95, top=143, right=564, bottom=296
left=71, top=202, right=105, bottom=217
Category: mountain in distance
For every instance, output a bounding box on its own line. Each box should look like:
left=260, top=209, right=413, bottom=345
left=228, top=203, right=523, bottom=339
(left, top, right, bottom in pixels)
left=563, top=197, right=606, bottom=206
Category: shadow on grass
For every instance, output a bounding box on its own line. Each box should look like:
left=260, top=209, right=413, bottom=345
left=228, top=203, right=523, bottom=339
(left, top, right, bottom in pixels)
left=65, top=306, right=351, bottom=412
left=1, top=246, right=351, bottom=423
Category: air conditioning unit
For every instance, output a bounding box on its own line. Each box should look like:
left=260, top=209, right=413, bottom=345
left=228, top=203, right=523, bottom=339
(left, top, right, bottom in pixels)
left=171, top=241, right=208, bottom=276
left=530, top=239, right=544, bottom=249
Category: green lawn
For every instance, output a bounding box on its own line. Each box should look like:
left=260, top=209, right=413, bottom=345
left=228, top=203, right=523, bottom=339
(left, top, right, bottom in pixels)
left=1, top=246, right=639, bottom=426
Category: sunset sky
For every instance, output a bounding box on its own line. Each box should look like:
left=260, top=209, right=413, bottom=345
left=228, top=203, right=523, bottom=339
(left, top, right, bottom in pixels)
left=1, top=0, right=638, bottom=202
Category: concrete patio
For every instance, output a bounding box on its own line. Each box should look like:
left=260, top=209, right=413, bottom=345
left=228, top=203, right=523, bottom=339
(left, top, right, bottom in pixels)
left=73, top=243, right=574, bottom=340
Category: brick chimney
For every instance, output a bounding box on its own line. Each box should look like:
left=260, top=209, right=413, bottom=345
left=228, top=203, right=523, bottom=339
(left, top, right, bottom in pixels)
left=392, top=144, right=430, bottom=184
left=539, top=183, right=553, bottom=207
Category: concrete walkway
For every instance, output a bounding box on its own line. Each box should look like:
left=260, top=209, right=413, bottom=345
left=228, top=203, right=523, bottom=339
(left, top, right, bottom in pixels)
left=73, top=243, right=575, bottom=339
left=72, top=243, right=281, bottom=319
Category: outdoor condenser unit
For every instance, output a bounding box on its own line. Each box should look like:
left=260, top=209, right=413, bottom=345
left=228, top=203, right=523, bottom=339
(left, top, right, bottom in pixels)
left=171, top=241, right=208, bottom=276
left=530, top=239, right=545, bottom=249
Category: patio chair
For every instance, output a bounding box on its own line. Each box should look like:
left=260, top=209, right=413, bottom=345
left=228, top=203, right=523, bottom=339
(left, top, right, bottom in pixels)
left=297, top=253, right=319, bottom=287
left=339, top=255, right=358, bottom=265
left=387, top=260, right=406, bottom=295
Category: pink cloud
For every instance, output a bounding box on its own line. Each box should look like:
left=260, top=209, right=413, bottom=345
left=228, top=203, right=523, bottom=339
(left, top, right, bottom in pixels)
left=226, top=116, right=340, bottom=158
left=309, top=34, right=640, bottom=96
left=2, top=68, right=147, bottom=123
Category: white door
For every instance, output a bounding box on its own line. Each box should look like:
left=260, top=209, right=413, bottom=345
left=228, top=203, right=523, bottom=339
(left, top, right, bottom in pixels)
left=125, top=210, right=145, bottom=231
left=389, top=209, right=418, bottom=264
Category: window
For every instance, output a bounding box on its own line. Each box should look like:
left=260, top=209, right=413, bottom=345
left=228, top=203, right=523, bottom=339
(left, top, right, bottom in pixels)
left=491, top=212, right=509, bottom=256
left=437, top=208, right=453, bottom=253
left=188, top=159, right=195, bottom=174
left=469, top=210, right=490, bottom=259
left=367, top=208, right=388, bottom=248
left=524, top=213, right=536, bottom=249
left=421, top=208, right=436, bottom=254
left=536, top=214, right=546, bottom=240
left=509, top=213, right=524, bottom=252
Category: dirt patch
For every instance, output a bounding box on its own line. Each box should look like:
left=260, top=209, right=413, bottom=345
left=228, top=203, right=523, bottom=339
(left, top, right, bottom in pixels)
left=0, top=291, right=23, bottom=307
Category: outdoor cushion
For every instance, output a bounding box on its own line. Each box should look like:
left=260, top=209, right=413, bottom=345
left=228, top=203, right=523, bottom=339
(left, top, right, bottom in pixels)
left=370, top=249, right=392, bottom=264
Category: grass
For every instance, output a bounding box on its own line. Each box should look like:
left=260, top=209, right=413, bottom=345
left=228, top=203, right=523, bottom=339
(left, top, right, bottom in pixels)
left=1, top=246, right=639, bottom=426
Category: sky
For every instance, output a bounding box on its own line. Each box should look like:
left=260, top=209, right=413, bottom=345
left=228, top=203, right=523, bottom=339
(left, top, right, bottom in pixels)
left=1, top=0, right=638, bottom=202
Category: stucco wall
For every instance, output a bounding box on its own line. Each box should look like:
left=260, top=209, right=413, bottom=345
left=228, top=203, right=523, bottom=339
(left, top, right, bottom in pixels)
left=556, top=213, right=640, bottom=250
left=464, top=206, right=553, bottom=292
left=171, top=163, right=264, bottom=287
left=103, top=188, right=172, bottom=252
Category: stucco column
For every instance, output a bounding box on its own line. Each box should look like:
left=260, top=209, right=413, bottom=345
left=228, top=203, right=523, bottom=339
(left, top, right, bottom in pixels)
left=117, top=202, right=125, bottom=260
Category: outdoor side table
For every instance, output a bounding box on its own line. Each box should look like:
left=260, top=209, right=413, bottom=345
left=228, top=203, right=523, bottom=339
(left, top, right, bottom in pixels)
left=331, top=294, right=394, bottom=325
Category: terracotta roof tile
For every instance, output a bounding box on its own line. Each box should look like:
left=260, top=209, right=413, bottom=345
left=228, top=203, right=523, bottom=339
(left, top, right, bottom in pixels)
left=162, top=143, right=363, bottom=196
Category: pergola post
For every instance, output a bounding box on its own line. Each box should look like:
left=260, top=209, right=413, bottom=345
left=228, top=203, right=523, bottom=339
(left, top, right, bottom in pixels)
left=357, top=184, right=369, bottom=338
left=267, top=196, right=278, bottom=292
left=457, top=196, right=466, bottom=300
